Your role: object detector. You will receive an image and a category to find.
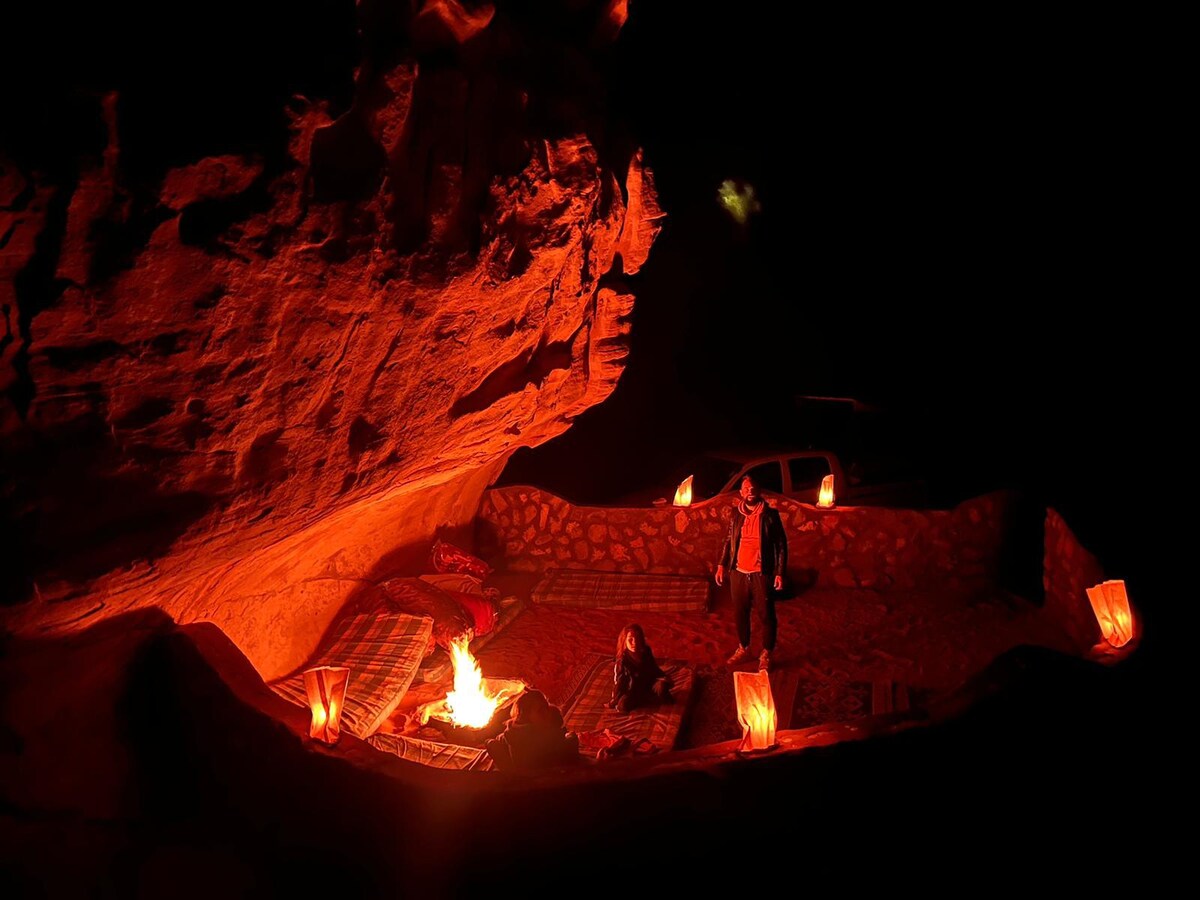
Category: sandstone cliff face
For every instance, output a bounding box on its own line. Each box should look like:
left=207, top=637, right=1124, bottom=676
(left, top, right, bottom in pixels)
left=0, top=1, right=662, bottom=678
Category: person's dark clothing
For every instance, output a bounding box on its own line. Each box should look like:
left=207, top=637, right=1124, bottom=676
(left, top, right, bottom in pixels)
left=610, top=645, right=673, bottom=713
left=718, top=499, right=788, bottom=653
left=485, top=691, right=579, bottom=771
left=731, top=570, right=776, bottom=651
left=717, top=499, right=788, bottom=582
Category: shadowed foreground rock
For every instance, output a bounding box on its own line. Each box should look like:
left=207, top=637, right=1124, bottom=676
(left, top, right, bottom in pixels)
left=0, top=610, right=1157, bottom=895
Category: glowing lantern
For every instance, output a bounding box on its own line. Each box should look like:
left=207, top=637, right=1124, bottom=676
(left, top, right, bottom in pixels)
left=1085, top=580, right=1134, bottom=648
left=816, top=474, right=836, bottom=508
left=673, top=475, right=694, bottom=507
left=304, top=666, right=350, bottom=745
left=734, top=670, right=777, bottom=752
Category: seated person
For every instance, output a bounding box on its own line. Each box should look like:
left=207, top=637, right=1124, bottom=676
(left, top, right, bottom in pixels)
left=485, top=689, right=579, bottom=772
left=608, top=623, right=674, bottom=714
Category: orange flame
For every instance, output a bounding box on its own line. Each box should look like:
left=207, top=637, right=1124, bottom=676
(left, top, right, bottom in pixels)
left=816, top=474, right=836, bottom=508
left=415, top=639, right=528, bottom=729
left=1086, top=580, right=1134, bottom=648
left=673, top=475, right=694, bottom=507
left=442, top=637, right=503, bottom=728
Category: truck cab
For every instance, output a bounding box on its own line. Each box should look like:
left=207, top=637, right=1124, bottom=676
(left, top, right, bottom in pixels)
left=714, top=449, right=842, bottom=504
left=712, top=448, right=926, bottom=508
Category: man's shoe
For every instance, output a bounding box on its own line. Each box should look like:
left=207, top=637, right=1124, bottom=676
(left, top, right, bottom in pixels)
left=759, top=650, right=771, bottom=671
left=727, top=646, right=752, bottom=665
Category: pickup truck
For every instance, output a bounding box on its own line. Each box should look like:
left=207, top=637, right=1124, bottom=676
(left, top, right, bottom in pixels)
left=653, top=448, right=927, bottom=508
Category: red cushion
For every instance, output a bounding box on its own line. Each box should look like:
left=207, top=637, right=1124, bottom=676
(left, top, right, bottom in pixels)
left=447, top=590, right=499, bottom=636
left=378, top=577, right=473, bottom=650
left=431, top=539, right=492, bottom=580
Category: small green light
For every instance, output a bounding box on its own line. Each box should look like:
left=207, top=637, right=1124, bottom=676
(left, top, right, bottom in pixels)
left=718, top=180, right=761, bottom=225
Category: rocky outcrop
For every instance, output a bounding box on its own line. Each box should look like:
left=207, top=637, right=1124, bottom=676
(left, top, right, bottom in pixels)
left=1, top=2, right=663, bottom=679
left=478, top=487, right=1012, bottom=593
left=1043, top=508, right=1107, bottom=650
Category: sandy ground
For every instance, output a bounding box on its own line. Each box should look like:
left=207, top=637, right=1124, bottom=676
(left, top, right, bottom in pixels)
left=421, top=574, right=1079, bottom=748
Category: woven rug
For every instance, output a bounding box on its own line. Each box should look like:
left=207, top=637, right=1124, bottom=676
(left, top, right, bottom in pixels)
left=679, top=666, right=802, bottom=748
left=531, top=569, right=710, bottom=612
left=680, top=667, right=924, bottom=748
left=560, top=654, right=695, bottom=757
left=789, top=679, right=875, bottom=730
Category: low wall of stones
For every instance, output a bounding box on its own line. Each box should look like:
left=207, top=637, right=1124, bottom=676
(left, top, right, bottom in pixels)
left=477, top=487, right=1013, bottom=592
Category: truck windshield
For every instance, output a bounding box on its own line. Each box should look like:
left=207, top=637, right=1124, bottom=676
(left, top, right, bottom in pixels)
left=691, top=456, right=743, bottom=499
left=788, top=456, right=832, bottom=490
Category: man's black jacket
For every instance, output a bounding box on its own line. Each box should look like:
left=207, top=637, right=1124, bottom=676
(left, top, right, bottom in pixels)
left=716, top=500, right=788, bottom=582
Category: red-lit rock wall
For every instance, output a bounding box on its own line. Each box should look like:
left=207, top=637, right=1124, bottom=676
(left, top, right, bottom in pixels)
left=1042, top=508, right=1107, bottom=650
left=478, top=487, right=1011, bottom=592
left=0, top=3, right=662, bottom=679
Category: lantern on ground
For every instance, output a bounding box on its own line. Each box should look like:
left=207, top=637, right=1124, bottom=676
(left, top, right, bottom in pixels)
left=734, top=670, right=777, bottom=752
left=816, top=474, right=836, bottom=509
left=304, top=666, right=350, bottom=744
left=1085, top=580, right=1134, bottom=648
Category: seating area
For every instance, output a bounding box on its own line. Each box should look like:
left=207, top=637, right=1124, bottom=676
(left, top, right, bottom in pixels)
left=269, top=612, right=433, bottom=740
left=367, top=732, right=494, bottom=772
left=265, top=493, right=1091, bottom=775
left=560, top=655, right=695, bottom=757
left=267, top=567, right=700, bottom=771
left=532, top=569, right=710, bottom=613
left=358, top=649, right=695, bottom=770
left=269, top=541, right=533, bottom=754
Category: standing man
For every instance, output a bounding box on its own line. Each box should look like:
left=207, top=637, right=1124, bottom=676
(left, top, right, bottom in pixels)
left=715, top=474, right=788, bottom=670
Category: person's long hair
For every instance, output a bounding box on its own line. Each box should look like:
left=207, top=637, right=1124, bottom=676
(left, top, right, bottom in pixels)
left=615, top=623, right=647, bottom=660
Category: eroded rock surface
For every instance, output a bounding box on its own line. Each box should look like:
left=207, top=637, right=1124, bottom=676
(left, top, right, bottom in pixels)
left=1, top=2, right=662, bottom=678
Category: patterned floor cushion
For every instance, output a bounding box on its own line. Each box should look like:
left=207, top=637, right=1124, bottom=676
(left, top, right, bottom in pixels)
left=271, top=612, right=433, bottom=739
left=560, top=654, right=695, bottom=757
left=368, top=732, right=494, bottom=771
left=532, top=569, right=710, bottom=613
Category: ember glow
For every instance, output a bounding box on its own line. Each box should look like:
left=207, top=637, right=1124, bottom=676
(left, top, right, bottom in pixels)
left=673, top=475, right=694, bottom=507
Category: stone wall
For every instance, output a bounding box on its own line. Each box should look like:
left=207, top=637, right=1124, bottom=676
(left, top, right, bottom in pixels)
left=478, top=488, right=1012, bottom=592
left=1043, top=508, right=1107, bottom=650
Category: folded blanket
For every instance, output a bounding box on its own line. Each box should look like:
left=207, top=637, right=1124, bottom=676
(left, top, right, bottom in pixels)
left=270, top=611, right=433, bottom=739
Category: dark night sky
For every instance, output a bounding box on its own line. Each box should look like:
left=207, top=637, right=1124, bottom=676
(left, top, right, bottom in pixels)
left=504, top=3, right=1177, bottom=622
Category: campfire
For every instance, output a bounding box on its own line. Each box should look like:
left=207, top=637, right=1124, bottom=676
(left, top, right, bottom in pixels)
left=417, top=636, right=525, bottom=734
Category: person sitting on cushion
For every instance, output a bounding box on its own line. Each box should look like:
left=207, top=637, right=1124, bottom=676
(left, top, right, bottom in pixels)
left=608, top=623, right=674, bottom=714
left=485, top=689, right=579, bottom=772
